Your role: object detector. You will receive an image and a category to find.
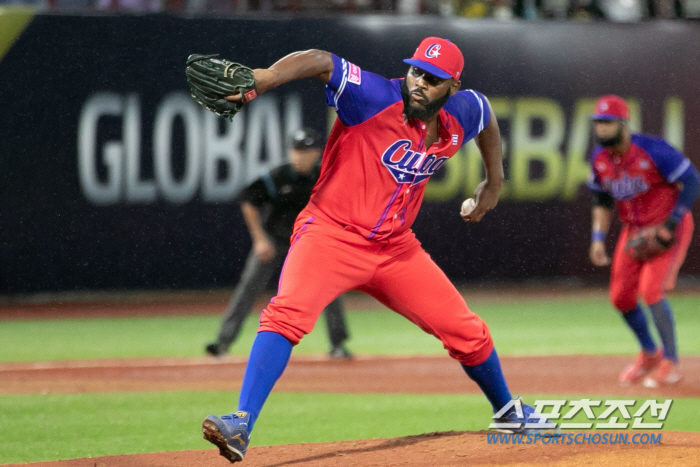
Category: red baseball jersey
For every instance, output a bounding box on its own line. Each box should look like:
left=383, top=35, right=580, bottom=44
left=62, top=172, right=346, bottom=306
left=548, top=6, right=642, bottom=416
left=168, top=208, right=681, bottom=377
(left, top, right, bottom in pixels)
left=587, top=134, right=692, bottom=227
left=304, top=54, right=490, bottom=241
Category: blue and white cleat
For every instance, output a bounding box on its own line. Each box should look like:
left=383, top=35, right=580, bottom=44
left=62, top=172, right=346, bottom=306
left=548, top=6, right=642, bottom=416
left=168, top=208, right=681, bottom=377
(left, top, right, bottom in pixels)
left=490, top=397, right=561, bottom=435
left=202, top=411, right=251, bottom=463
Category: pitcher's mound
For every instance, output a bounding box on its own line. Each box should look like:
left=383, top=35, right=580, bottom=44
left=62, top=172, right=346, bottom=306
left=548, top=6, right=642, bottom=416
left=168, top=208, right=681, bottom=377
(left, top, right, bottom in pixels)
left=7, top=431, right=700, bottom=467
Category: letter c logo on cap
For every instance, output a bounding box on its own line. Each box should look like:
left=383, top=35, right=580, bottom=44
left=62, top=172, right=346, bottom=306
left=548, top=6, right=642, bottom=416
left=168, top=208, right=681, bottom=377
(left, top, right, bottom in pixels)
left=425, top=44, right=441, bottom=59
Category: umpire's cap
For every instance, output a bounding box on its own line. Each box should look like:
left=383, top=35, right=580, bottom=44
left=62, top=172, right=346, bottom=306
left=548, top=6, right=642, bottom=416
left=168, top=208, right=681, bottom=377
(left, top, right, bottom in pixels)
left=291, top=127, right=324, bottom=150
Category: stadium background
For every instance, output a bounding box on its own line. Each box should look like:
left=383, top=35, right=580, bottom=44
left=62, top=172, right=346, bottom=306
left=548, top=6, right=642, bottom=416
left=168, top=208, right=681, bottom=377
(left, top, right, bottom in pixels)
left=1, top=7, right=700, bottom=466
left=2, top=13, right=700, bottom=294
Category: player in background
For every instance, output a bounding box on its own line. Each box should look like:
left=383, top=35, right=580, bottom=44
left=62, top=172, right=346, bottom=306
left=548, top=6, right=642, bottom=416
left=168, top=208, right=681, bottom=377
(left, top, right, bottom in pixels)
left=587, top=95, right=700, bottom=388
left=201, top=37, right=553, bottom=463
left=205, top=127, right=352, bottom=360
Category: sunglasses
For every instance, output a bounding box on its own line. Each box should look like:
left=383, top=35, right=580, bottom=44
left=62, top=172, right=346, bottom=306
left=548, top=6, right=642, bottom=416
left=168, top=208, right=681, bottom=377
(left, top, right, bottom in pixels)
left=408, top=66, right=446, bottom=87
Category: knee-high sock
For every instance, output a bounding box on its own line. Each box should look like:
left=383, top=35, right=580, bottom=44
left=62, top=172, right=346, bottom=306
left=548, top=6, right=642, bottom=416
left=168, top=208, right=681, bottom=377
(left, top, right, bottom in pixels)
left=649, top=299, right=678, bottom=362
left=621, top=305, right=657, bottom=353
left=238, top=331, right=293, bottom=432
left=462, top=348, right=513, bottom=413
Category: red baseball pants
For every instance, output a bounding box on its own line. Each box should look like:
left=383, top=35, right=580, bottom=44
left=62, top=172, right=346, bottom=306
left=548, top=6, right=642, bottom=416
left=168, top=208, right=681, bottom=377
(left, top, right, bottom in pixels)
left=610, top=213, right=694, bottom=312
left=258, top=210, right=494, bottom=366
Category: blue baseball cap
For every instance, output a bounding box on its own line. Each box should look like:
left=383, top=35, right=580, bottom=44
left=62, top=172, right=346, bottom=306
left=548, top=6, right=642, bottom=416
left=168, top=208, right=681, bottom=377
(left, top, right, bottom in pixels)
left=403, top=37, right=464, bottom=81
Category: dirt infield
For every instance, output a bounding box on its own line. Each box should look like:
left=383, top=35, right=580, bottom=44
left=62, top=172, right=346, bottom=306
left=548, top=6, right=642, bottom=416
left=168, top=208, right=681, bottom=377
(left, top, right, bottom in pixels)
left=3, top=289, right=699, bottom=466
left=6, top=431, right=700, bottom=467
left=2, top=354, right=700, bottom=397
left=2, top=354, right=699, bottom=466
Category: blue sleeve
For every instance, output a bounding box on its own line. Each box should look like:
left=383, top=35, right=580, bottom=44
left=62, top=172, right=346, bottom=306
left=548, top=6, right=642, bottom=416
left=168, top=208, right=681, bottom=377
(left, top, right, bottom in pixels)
left=443, top=90, right=491, bottom=144
left=586, top=150, right=606, bottom=192
left=587, top=170, right=605, bottom=193
left=670, top=163, right=700, bottom=222
left=637, top=135, right=691, bottom=182
left=325, top=54, right=401, bottom=127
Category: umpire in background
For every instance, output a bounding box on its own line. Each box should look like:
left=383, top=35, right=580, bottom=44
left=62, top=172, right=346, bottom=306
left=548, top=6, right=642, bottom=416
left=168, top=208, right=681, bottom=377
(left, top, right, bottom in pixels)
left=205, top=128, right=352, bottom=359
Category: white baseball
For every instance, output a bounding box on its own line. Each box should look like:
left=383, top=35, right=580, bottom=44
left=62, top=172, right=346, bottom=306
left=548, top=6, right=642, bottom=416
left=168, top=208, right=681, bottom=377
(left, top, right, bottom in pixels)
left=461, top=198, right=477, bottom=216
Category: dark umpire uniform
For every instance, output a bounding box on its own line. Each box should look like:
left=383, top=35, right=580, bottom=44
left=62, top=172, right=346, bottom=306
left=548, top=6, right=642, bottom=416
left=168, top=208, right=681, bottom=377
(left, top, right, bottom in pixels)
left=206, top=128, right=351, bottom=359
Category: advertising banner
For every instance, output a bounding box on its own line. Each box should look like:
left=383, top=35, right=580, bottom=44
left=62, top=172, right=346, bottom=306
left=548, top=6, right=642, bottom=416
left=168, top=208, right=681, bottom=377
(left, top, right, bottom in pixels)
left=1, top=13, right=699, bottom=293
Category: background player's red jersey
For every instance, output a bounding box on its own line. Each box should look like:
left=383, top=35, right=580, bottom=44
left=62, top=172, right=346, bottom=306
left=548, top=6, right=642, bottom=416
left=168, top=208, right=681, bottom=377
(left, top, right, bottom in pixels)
left=304, top=54, right=490, bottom=241
left=588, top=134, right=692, bottom=227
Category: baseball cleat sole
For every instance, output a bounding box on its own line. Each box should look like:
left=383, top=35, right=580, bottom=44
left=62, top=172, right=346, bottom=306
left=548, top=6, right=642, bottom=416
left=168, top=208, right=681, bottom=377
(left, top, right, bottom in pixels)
left=202, top=418, right=244, bottom=463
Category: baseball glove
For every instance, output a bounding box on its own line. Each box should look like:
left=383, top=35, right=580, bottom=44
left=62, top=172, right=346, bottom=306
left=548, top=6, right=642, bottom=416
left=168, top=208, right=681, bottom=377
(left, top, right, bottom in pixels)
left=625, top=225, right=675, bottom=260
left=185, top=54, right=258, bottom=121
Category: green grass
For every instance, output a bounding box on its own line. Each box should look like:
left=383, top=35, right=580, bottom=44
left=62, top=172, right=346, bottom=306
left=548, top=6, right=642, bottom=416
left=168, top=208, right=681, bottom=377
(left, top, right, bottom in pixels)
left=1, top=294, right=699, bottom=464
left=476, top=295, right=700, bottom=356
left=1, top=295, right=699, bottom=362
left=0, top=391, right=696, bottom=464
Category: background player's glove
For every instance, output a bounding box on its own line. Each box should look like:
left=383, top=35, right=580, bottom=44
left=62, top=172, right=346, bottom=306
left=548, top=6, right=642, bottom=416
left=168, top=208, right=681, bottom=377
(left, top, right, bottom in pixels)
left=185, top=54, right=258, bottom=121
left=625, top=224, right=675, bottom=260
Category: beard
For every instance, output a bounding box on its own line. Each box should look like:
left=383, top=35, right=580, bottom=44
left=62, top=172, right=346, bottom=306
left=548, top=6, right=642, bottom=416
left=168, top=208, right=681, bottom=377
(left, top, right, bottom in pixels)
left=596, top=126, right=624, bottom=147
left=401, top=79, right=451, bottom=121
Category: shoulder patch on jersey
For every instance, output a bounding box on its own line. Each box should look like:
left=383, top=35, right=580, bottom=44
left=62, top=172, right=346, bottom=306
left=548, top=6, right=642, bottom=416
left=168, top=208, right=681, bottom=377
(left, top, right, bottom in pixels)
left=347, top=63, right=362, bottom=85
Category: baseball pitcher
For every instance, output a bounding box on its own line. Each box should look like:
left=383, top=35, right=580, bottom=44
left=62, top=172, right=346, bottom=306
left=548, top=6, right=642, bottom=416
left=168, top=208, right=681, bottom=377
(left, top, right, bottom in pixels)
left=187, top=37, right=555, bottom=463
